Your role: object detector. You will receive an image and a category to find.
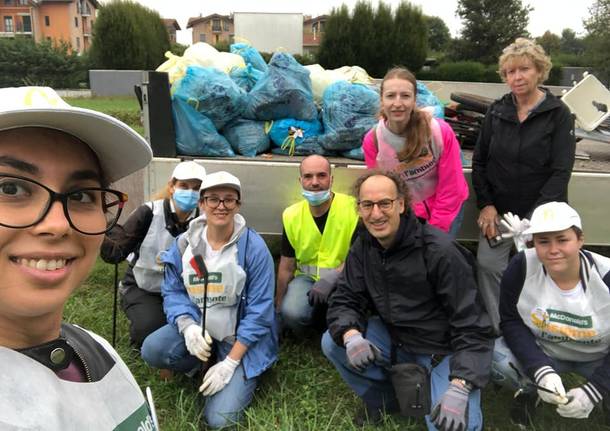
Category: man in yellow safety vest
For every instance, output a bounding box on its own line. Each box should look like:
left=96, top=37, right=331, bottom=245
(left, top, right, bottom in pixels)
left=276, top=155, right=359, bottom=333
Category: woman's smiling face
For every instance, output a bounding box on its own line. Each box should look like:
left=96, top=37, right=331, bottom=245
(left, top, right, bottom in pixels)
left=0, top=128, right=104, bottom=334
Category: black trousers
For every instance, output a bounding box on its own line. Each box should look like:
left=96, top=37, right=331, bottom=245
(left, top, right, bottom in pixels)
left=121, top=285, right=166, bottom=348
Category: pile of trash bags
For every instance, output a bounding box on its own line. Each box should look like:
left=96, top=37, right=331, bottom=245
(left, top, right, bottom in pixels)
left=158, top=42, right=445, bottom=159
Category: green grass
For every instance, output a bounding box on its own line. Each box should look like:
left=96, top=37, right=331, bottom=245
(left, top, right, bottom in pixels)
left=65, top=259, right=610, bottom=430
left=65, top=96, right=141, bottom=113
left=65, top=96, right=144, bottom=135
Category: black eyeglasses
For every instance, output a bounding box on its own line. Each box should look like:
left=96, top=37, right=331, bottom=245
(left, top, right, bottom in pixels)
left=0, top=174, right=127, bottom=235
left=357, top=198, right=399, bottom=213
left=201, top=196, right=240, bottom=210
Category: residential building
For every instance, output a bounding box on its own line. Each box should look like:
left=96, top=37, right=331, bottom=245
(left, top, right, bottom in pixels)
left=0, top=0, right=98, bottom=53
left=303, top=14, right=326, bottom=56
left=186, top=11, right=326, bottom=56
left=163, top=18, right=180, bottom=44
left=187, top=13, right=233, bottom=46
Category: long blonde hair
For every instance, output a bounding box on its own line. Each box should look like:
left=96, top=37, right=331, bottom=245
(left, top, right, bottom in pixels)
left=150, top=179, right=175, bottom=201
left=379, top=67, right=430, bottom=161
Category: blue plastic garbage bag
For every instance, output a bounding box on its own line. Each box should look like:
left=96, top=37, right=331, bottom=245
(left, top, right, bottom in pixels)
left=271, top=136, right=327, bottom=156
left=244, top=52, right=318, bottom=121
left=318, top=81, right=379, bottom=151
left=230, top=64, right=264, bottom=92
left=268, top=118, right=323, bottom=156
left=172, top=97, right=235, bottom=157
left=172, top=66, right=246, bottom=130
left=342, top=146, right=365, bottom=160
left=222, top=118, right=270, bottom=157
left=416, top=81, right=444, bottom=119
left=230, top=43, right=268, bottom=73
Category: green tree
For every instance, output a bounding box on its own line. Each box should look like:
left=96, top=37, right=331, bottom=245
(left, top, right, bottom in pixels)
left=170, top=42, right=188, bottom=56
left=584, top=0, right=610, bottom=84
left=560, top=28, right=585, bottom=55
left=425, top=15, right=451, bottom=52
left=349, top=1, right=376, bottom=73
left=89, top=0, right=170, bottom=70
left=393, top=1, right=428, bottom=72
left=0, top=38, right=85, bottom=88
left=456, top=0, right=531, bottom=64
left=318, top=4, right=355, bottom=69
left=369, top=1, right=394, bottom=78
left=536, top=30, right=561, bottom=55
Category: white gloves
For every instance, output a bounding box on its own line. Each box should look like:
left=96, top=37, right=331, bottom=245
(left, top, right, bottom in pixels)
left=500, top=212, right=531, bottom=252
left=199, top=356, right=240, bottom=396
left=183, top=324, right=212, bottom=362
left=533, top=366, right=568, bottom=405
left=557, top=384, right=603, bottom=419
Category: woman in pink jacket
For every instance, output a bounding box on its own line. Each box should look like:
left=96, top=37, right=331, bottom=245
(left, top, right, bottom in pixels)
left=362, top=67, right=468, bottom=237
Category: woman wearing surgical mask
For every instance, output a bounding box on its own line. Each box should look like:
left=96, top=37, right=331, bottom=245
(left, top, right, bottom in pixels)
left=101, top=161, right=206, bottom=348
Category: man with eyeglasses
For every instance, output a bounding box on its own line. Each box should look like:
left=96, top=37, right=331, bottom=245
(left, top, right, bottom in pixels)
left=276, top=155, right=359, bottom=334
left=322, top=170, right=494, bottom=430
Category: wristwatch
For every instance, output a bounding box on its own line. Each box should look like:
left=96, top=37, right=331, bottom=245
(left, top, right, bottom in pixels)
left=452, top=378, right=474, bottom=391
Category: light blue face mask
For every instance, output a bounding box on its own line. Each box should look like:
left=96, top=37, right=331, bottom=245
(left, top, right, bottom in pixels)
left=173, top=189, right=199, bottom=212
left=301, top=188, right=331, bottom=207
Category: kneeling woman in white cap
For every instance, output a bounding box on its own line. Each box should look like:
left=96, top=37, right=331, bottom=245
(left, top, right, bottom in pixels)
left=0, top=87, right=156, bottom=428
left=493, top=202, right=610, bottom=426
left=101, top=160, right=206, bottom=348
left=141, top=171, right=278, bottom=429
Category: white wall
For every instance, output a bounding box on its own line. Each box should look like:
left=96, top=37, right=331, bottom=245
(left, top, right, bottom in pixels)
left=233, top=12, right=303, bottom=55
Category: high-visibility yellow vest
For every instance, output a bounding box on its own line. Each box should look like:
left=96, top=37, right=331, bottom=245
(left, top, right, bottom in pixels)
left=283, top=192, right=358, bottom=280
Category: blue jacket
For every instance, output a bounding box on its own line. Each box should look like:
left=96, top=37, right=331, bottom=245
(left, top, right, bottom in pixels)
left=161, top=226, right=278, bottom=379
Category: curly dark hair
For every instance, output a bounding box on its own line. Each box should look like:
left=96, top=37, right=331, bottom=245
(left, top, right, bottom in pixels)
left=352, top=169, right=411, bottom=209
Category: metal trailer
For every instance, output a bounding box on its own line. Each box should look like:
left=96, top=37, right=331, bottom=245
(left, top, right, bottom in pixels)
left=138, top=72, right=610, bottom=246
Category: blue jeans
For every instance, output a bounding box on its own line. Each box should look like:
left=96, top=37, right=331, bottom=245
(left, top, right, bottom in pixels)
left=492, top=337, right=605, bottom=392
left=448, top=203, right=466, bottom=239
left=141, top=324, right=258, bottom=429
left=280, top=275, right=315, bottom=332
left=321, top=317, right=483, bottom=431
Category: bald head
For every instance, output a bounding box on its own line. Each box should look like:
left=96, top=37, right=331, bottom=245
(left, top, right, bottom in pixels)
left=299, top=155, right=331, bottom=176
left=299, top=155, right=332, bottom=192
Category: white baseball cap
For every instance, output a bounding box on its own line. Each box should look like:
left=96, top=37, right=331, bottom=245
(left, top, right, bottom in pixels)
left=171, top=161, right=206, bottom=182
left=523, top=201, right=582, bottom=235
left=0, top=86, right=152, bottom=183
left=200, top=171, right=241, bottom=198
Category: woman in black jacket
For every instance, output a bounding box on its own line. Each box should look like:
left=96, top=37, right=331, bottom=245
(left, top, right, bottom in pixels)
left=101, top=161, right=206, bottom=347
left=471, top=38, right=575, bottom=334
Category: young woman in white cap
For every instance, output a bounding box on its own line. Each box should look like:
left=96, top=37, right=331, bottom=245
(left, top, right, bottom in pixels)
left=101, top=160, right=206, bottom=348
left=492, top=202, right=610, bottom=426
left=141, top=171, right=278, bottom=429
left=0, top=87, right=156, bottom=428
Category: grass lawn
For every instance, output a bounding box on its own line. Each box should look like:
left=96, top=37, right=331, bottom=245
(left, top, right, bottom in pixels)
left=65, top=96, right=141, bottom=113
left=66, top=259, right=609, bottom=431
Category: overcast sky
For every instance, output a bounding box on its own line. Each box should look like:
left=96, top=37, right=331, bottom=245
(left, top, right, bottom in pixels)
left=104, top=0, right=595, bottom=45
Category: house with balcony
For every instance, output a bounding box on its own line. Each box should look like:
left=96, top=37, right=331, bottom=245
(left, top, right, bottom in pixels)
left=303, top=15, right=326, bottom=56
left=163, top=18, right=180, bottom=44
left=187, top=13, right=233, bottom=46
left=0, top=0, right=98, bottom=53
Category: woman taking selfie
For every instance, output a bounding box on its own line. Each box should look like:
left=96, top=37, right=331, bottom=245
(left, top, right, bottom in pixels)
left=0, top=86, right=155, bottom=428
